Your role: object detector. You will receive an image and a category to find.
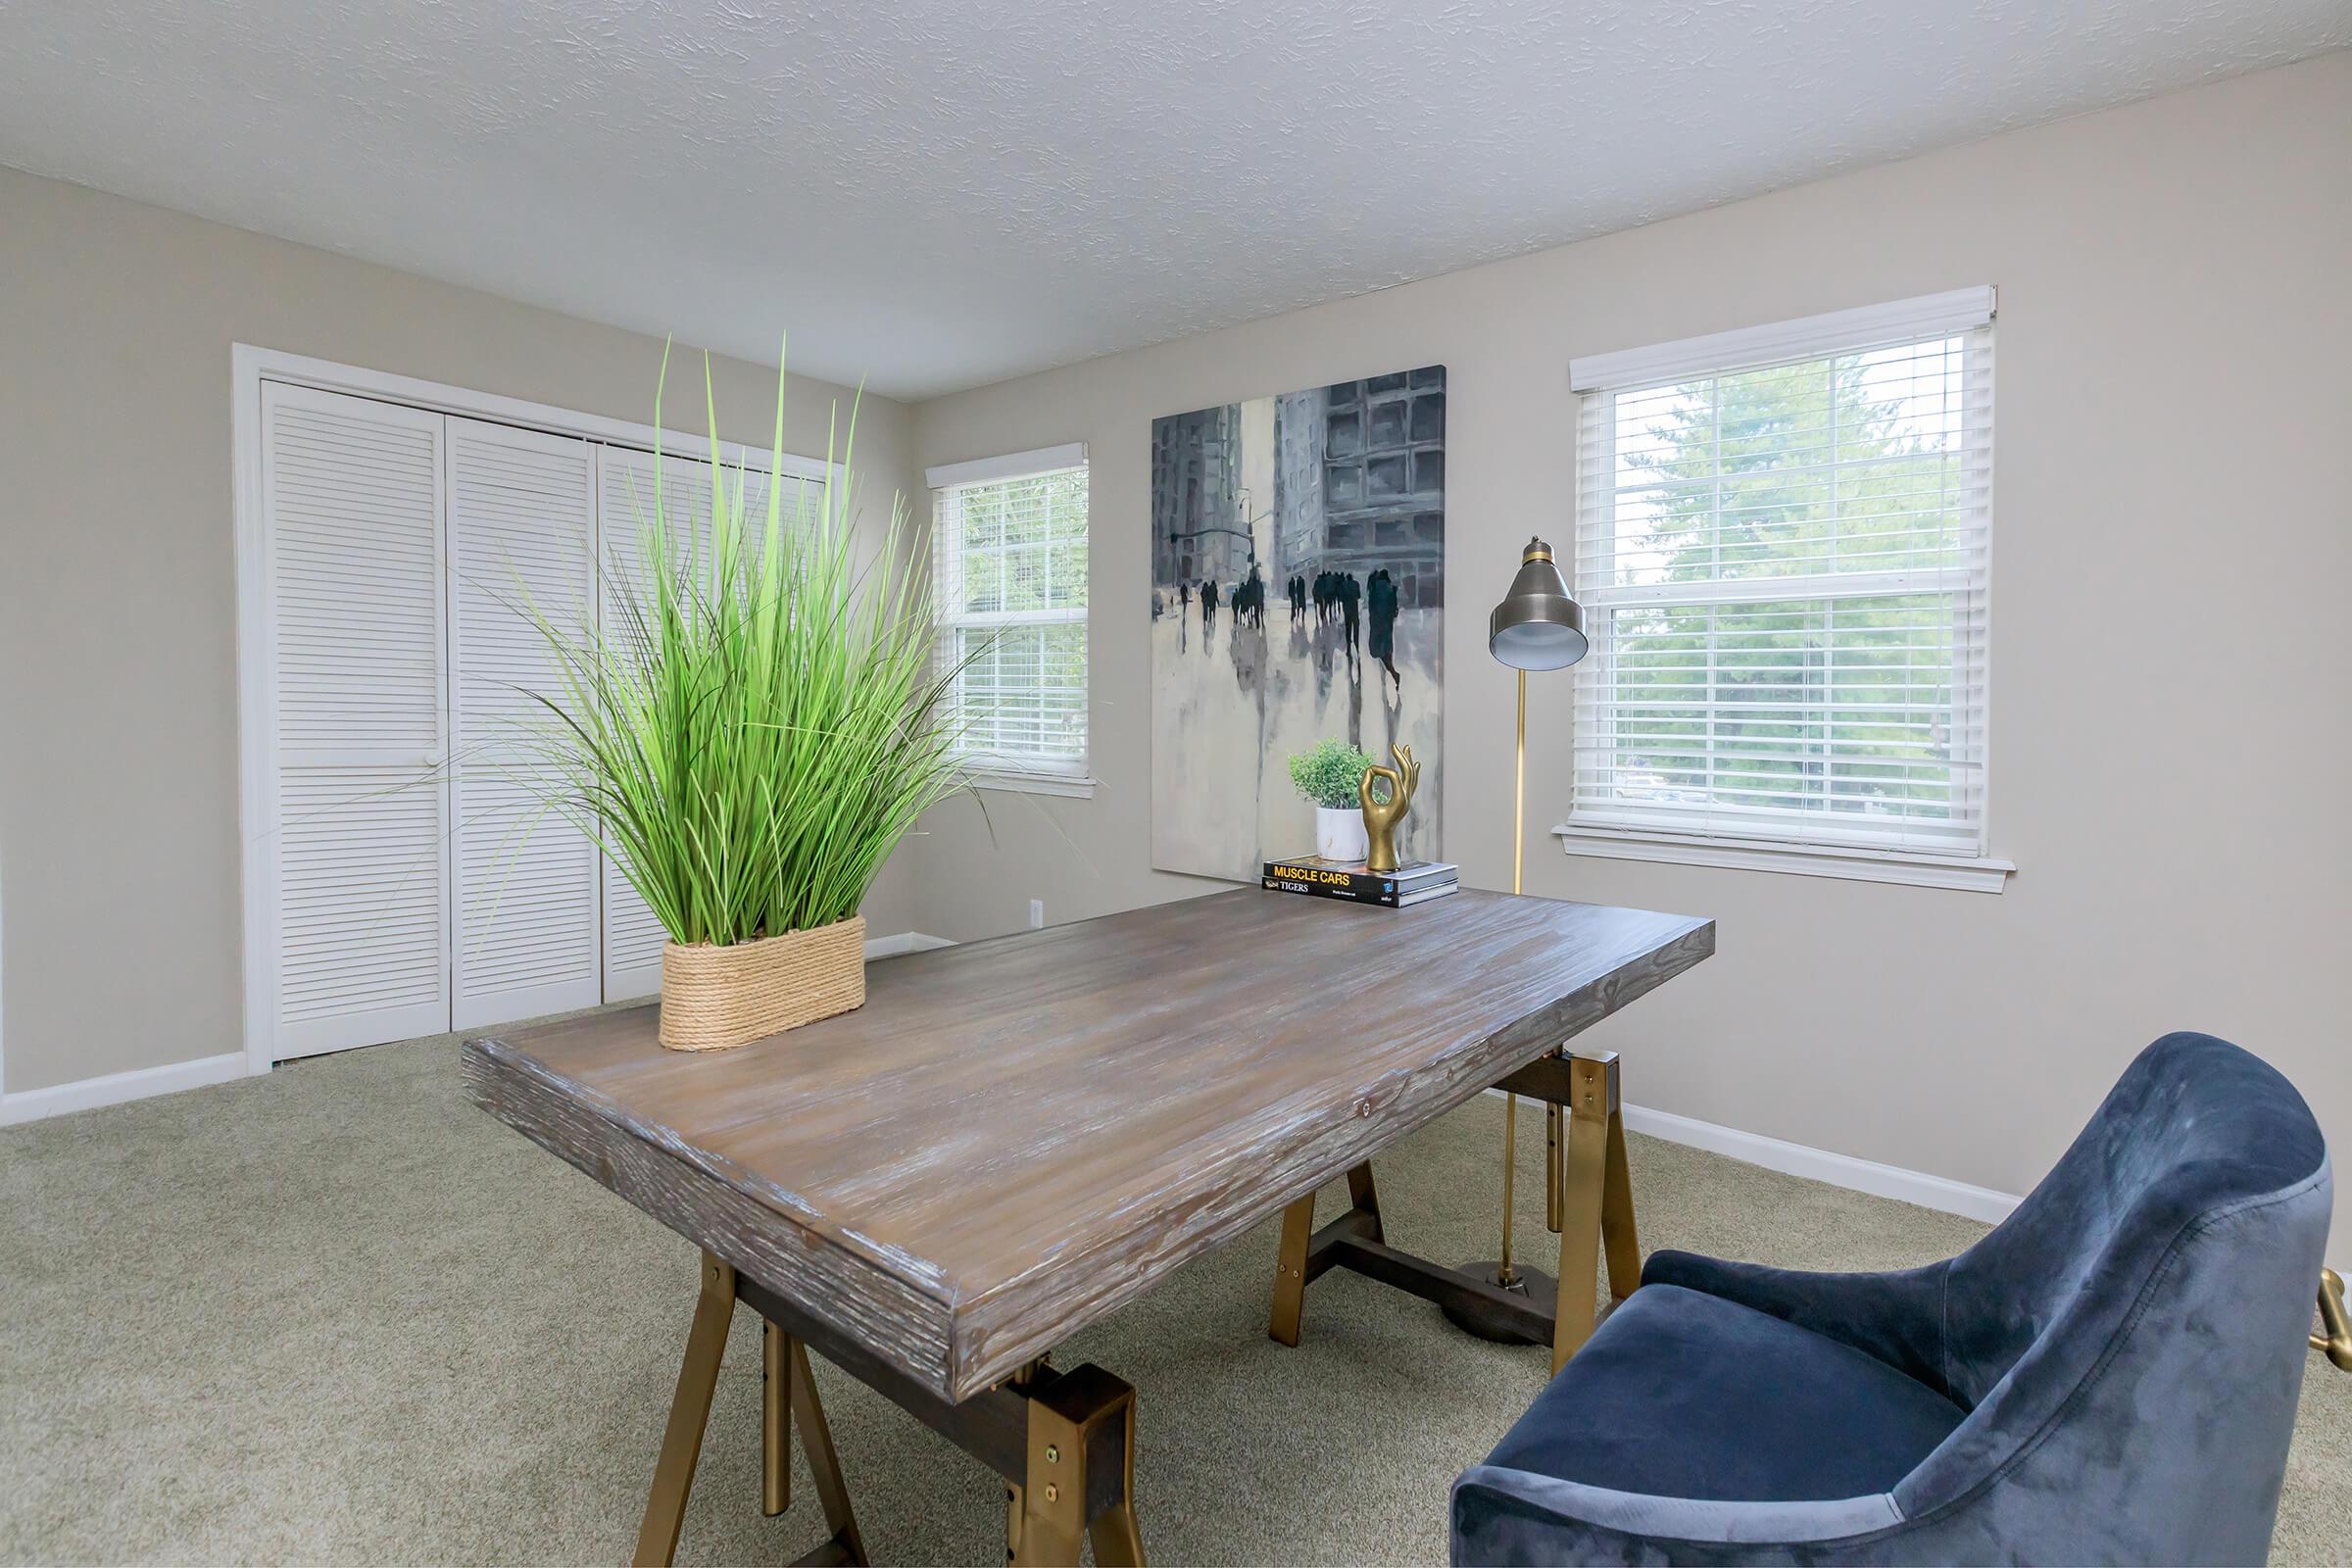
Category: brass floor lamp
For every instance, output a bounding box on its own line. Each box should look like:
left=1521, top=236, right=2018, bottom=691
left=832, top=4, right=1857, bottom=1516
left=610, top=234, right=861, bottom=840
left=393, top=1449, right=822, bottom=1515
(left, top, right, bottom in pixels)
left=1443, top=536, right=1592, bottom=1341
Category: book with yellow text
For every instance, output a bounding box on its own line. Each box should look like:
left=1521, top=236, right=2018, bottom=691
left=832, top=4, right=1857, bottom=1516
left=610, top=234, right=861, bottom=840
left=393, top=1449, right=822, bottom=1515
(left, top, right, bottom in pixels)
left=1261, top=855, right=1458, bottom=907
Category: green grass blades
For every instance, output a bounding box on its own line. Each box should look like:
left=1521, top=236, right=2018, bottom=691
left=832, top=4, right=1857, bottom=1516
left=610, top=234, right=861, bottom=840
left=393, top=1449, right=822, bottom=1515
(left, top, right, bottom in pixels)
left=514, top=341, right=971, bottom=948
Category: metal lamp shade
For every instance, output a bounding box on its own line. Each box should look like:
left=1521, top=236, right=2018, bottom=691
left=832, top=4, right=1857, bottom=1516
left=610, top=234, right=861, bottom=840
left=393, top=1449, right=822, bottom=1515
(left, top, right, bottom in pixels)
left=1488, top=540, right=1589, bottom=671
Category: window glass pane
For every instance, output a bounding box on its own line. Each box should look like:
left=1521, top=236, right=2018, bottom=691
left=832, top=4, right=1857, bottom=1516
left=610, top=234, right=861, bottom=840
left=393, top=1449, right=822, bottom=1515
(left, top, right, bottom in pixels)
left=1003, top=476, right=1049, bottom=546
left=1601, top=338, right=1971, bottom=590
left=962, top=485, right=1004, bottom=550
left=1595, top=594, right=1957, bottom=817
left=1047, top=537, right=1087, bottom=612
left=934, top=463, right=1091, bottom=770
left=1573, top=322, right=1989, bottom=852
left=1004, top=542, right=1048, bottom=612
left=959, top=547, right=1002, bottom=612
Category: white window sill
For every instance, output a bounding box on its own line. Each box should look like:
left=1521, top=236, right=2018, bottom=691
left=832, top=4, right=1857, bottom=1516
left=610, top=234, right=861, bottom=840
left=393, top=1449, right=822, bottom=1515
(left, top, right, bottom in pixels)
left=961, top=769, right=1099, bottom=800
left=1550, top=822, right=2015, bottom=893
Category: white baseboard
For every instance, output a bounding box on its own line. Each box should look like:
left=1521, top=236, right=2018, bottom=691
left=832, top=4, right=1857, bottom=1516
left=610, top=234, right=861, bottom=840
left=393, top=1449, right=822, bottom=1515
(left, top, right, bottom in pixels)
left=1568, top=1100, right=2346, bottom=1275
left=1479, top=1085, right=2023, bottom=1225
left=0, top=1051, right=254, bottom=1127
left=1, top=939, right=956, bottom=1128
left=864, top=931, right=957, bottom=958
left=1619, top=1102, right=2022, bottom=1224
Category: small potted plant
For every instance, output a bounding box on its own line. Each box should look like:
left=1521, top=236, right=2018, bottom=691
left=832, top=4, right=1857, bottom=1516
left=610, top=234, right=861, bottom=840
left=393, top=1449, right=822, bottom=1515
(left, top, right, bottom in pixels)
left=1289, top=738, right=1377, bottom=862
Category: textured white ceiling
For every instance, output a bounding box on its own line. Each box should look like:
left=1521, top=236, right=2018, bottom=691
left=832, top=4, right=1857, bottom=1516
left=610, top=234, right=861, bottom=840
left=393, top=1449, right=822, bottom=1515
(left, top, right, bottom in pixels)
left=1, top=1, right=2342, bottom=398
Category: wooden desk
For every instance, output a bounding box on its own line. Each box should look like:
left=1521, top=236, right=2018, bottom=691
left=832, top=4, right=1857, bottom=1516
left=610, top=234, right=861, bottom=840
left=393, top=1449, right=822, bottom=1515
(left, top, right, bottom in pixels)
left=465, top=887, right=1711, bottom=1566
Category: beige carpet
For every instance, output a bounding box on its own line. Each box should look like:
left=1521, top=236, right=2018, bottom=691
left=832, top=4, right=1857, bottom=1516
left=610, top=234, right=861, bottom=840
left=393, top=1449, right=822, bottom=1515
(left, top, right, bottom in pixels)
left=3, top=1026, right=2347, bottom=1566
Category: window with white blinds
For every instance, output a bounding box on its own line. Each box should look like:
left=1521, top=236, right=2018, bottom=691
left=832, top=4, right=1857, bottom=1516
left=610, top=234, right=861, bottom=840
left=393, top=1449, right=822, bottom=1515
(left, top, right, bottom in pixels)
left=926, top=445, right=1090, bottom=781
left=1567, top=288, right=1996, bottom=862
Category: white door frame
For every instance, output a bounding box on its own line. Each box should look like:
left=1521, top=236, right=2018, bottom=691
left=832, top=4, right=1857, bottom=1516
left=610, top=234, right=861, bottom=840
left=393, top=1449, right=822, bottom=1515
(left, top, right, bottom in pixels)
left=231, top=344, right=837, bottom=1074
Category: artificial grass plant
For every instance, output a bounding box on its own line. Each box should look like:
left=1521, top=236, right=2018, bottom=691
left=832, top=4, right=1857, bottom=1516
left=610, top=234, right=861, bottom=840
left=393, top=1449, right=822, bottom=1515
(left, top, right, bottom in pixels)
left=515, top=343, right=971, bottom=948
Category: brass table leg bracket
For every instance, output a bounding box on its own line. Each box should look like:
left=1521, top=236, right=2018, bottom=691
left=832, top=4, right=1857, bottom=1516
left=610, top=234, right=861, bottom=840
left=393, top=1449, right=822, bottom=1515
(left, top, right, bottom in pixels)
left=1006, top=1363, right=1145, bottom=1568
left=1549, top=1052, right=1641, bottom=1373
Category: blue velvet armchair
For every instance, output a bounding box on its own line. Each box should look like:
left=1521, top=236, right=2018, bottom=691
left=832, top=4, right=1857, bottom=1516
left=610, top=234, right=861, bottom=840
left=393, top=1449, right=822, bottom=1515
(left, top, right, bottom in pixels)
left=1451, top=1032, right=2331, bottom=1566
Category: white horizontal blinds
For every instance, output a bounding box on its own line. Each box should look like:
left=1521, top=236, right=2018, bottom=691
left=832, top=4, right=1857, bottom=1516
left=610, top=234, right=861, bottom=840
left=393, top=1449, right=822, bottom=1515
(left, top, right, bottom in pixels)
left=932, top=461, right=1089, bottom=774
left=447, top=417, right=603, bottom=1028
left=593, top=445, right=793, bottom=1000
left=1571, top=311, right=1994, bottom=855
left=261, top=382, right=452, bottom=1056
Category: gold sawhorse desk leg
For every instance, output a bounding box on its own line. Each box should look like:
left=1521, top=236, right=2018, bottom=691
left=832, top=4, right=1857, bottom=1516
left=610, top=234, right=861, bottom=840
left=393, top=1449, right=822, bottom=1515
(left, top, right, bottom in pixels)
left=635, top=1253, right=739, bottom=1568
left=634, top=1255, right=868, bottom=1568
left=1264, top=1053, right=1641, bottom=1370
left=636, top=1251, right=1143, bottom=1568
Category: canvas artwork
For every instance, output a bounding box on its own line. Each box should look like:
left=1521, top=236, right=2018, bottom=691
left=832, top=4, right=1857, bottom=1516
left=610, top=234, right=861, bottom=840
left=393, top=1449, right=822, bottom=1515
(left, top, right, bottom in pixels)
left=1150, top=366, right=1446, bottom=879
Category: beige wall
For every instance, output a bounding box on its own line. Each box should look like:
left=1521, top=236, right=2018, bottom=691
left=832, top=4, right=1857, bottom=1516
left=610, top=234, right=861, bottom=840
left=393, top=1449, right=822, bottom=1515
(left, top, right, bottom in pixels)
left=0, top=165, right=923, bottom=1094
left=2, top=54, right=2344, bottom=1221
left=907, top=55, right=2352, bottom=1228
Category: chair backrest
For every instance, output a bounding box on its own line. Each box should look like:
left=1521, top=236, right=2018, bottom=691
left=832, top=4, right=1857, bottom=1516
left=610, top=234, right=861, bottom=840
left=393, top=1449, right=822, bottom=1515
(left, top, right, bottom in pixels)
left=1892, top=1032, right=2330, bottom=1560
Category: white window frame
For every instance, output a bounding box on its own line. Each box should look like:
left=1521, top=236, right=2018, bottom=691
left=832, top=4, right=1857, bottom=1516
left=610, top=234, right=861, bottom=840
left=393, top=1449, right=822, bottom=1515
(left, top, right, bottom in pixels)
left=925, top=443, right=1096, bottom=798
left=1554, top=289, right=2014, bottom=893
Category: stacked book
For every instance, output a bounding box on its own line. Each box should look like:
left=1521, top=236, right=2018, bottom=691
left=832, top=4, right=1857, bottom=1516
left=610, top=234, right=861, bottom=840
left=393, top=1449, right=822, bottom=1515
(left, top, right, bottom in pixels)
left=1261, top=855, right=1459, bottom=908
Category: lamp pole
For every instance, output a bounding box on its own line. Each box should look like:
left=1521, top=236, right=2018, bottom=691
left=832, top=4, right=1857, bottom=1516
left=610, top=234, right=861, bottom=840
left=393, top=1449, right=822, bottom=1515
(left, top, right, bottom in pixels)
left=1444, top=537, right=1589, bottom=1340
left=1494, top=665, right=1526, bottom=1286
left=1515, top=668, right=1527, bottom=898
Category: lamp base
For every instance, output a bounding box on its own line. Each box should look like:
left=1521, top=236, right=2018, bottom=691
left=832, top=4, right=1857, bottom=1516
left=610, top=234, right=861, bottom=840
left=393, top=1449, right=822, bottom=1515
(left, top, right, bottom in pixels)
left=1440, top=1260, right=1558, bottom=1345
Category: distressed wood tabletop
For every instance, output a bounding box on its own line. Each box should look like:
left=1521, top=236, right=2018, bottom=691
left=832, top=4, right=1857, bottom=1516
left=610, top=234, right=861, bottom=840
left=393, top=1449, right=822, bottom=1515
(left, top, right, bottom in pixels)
left=464, top=886, right=1712, bottom=1400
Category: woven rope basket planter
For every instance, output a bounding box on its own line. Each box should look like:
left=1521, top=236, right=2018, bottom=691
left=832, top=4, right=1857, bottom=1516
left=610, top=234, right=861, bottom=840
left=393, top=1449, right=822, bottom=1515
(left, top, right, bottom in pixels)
left=658, top=915, right=866, bottom=1052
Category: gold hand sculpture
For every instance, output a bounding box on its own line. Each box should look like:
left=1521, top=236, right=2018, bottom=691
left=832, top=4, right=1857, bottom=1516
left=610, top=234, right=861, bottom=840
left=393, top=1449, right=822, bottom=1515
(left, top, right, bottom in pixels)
left=1358, top=743, right=1421, bottom=872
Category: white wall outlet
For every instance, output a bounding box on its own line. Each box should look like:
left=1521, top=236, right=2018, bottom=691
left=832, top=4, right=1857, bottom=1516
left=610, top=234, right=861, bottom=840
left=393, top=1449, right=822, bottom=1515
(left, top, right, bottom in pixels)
left=1028, top=899, right=1046, bottom=930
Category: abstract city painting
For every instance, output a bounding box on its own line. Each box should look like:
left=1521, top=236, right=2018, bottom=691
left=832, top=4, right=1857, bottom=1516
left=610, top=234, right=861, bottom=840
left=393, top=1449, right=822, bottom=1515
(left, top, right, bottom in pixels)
left=1150, top=367, right=1446, bottom=879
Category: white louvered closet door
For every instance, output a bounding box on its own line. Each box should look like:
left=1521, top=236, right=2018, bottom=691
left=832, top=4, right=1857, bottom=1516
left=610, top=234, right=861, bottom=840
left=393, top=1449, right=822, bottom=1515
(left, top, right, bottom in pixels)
left=593, top=446, right=787, bottom=1000
left=447, top=418, right=604, bottom=1029
left=261, top=383, right=453, bottom=1058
